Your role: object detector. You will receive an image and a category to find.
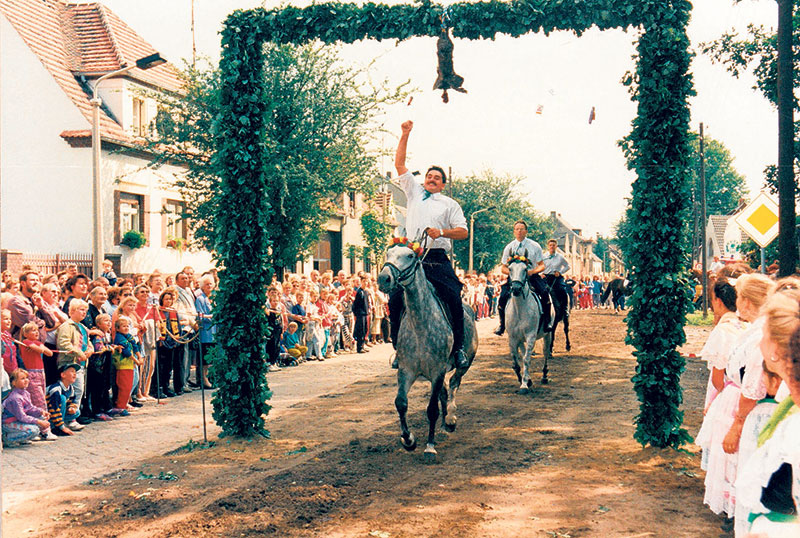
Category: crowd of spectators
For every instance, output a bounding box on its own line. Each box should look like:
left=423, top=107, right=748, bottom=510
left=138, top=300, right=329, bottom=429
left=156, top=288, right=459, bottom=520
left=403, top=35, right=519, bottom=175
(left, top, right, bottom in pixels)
left=1, top=262, right=218, bottom=445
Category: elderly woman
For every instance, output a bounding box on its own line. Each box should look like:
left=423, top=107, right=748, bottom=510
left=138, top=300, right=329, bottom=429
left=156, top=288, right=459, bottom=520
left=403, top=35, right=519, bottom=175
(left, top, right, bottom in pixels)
left=696, top=273, right=774, bottom=522
left=735, top=285, right=800, bottom=536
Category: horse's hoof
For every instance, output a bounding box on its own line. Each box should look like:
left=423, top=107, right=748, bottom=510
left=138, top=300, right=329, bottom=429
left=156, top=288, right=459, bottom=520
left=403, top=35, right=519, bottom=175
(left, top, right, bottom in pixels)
left=443, top=420, right=456, bottom=433
left=527, top=379, right=533, bottom=388
left=518, top=387, right=530, bottom=395
left=423, top=444, right=437, bottom=463
left=566, top=344, right=571, bottom=352
left=401, top=434, right=417, bottom=451
left=541, top=377, right=549, bottom=385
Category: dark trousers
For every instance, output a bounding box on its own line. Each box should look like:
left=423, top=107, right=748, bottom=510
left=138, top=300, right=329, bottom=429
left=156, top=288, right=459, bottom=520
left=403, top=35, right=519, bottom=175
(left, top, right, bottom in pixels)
left=388, top=249, right=464, bottom=355
left=87, top=351, right=112, bottom=416
left=266, top=328, right=282, bottom=364
left=43, top=343, right=60, bottom=386
left=354, top=315, right=368, bottom=351
left=158, top=344, right=185, bottom=393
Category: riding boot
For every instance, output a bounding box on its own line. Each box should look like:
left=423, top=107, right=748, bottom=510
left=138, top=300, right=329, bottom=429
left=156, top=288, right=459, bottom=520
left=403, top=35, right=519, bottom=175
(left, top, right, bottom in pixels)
left=494, top=284, right=510, bottom=335
left=388, top=289, right=404, bottom=351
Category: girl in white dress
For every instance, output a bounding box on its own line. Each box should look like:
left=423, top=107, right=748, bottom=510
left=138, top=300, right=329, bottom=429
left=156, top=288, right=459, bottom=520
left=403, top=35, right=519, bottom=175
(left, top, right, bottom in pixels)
left=697, top=274, right=774, bottom=518
left=735, top=287, right=800, bottom=537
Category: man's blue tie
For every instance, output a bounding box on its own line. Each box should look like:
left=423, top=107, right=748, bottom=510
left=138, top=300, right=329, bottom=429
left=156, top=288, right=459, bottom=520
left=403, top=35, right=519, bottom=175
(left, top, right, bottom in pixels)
left=422, top=190, right=433, bottom=200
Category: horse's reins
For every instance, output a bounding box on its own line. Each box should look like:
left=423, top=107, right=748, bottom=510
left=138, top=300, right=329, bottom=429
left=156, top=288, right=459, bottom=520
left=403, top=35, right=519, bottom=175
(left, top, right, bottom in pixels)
left=384, top=230, right=434, bottom=287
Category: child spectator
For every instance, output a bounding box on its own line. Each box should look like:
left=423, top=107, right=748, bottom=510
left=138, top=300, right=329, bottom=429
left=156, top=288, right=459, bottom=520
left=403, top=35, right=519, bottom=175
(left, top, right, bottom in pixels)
left=46, top=363, right=83, bottom=435
left=18, top=322, right=53, bottom=411
left=2, top=368, right=56, bottom=445
left=282, top=322, right=307, bottom=363
left=100, top=259, right=118, bottom=287
left=266, top=287, right=287, bottom=372
left=1, top=309, right=19, bottom=375
left=87, top=314, right=114, bottom=421
left=110, top=318, right=142, bottom=414
left=56, top=299, right=93, bottom=423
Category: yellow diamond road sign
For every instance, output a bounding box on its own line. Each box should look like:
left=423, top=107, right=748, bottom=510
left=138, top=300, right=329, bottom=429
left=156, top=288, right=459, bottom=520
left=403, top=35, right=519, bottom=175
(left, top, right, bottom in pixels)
left=734, top=192, right=780, bottom=248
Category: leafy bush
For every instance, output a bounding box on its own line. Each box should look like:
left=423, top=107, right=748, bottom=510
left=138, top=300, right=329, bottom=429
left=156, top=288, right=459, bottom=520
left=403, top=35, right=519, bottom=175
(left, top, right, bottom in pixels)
left=120, top=230, right=147, bottom=249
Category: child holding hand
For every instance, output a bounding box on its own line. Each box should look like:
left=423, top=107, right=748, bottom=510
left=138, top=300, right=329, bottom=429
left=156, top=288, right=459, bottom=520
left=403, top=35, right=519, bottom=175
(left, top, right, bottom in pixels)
left=87, top=314, right=114, bottom=420
left=3, top=368, right=56, bottom=444
left=18, top=322, right=53, bottom=411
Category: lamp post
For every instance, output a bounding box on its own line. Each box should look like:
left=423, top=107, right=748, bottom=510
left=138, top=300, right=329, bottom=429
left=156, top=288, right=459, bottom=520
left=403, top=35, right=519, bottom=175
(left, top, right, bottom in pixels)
left=469, top=205, right=496, bottom=273
left=91, top=53, right=166, bottom=278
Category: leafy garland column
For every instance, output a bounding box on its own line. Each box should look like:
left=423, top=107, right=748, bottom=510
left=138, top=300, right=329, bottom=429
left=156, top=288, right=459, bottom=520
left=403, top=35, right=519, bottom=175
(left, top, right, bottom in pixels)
left=211, top=12, right=273, bottom=437
left=626, top=1, right=694, bottom=448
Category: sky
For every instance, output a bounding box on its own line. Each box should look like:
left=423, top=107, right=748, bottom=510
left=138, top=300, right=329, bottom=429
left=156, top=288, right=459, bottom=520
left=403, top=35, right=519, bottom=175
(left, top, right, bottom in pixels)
left=98, top=0, right=779, bottom=238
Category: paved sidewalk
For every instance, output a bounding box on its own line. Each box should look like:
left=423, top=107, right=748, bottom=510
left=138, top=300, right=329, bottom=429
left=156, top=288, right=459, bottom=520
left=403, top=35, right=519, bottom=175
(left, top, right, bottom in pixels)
left=1, top=342, right=397, bottom=511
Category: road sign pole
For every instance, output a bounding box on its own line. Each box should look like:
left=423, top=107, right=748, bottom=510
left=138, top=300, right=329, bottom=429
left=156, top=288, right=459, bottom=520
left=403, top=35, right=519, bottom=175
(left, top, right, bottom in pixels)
left=761, top=248, right=766, bottom=274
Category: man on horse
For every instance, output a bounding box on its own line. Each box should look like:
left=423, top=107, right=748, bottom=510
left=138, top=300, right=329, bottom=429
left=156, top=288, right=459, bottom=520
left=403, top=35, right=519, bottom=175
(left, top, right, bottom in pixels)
left=494, top=220, right=550, bottom=336
left=389, top=120, right=470, bottom=370
left=543, top=238, right=570, bottom=317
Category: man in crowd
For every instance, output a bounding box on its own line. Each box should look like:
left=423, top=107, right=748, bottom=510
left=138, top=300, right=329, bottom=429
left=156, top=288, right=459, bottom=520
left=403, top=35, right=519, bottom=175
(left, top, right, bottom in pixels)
left=174, top=271, right=198, bottom=391
left=389, top=120, right=469, bottom=369
left=352, top=276, right=368, bottom=353
left=7, top=271, right=49, bottom=341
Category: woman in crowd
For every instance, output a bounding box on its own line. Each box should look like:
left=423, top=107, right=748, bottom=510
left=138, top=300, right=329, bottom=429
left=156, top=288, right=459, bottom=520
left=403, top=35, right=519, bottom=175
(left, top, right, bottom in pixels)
left=39, top=282, right=68, bottom=384
left=735, top=286, right=800, bottom=536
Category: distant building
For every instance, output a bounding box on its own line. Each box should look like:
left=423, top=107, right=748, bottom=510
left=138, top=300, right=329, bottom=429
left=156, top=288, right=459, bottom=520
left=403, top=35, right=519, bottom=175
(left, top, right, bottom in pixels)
left=550, top=211, right=598, bottom=277
left=706, top=214, right=745, bottom=262
left=0, top=0, right=212, bottom=276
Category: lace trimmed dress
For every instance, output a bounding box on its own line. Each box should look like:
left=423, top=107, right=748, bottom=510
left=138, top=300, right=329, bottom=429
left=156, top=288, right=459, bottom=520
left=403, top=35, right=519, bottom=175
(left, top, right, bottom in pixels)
left=696, top=312, right=748, bottom=517
left=735, top=408, right=800, bottom=536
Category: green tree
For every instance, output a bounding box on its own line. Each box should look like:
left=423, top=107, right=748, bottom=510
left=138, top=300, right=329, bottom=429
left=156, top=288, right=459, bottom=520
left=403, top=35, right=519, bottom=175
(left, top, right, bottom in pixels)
left=449, top=170, right=553, bottom=275
left=618, top=131, right=748, bottom=262
left=360, top=207, right=393, bottom=268
left=146, top=46, right=408, bottom=267
left=151, top=44, right=407, bottom=437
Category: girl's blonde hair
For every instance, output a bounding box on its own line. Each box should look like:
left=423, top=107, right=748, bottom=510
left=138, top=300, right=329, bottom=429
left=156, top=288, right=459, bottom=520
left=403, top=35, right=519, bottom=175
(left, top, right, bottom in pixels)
left=20, top=322, right=39, bottom=338
left=735, top=273, right=775, bottom=311
left=763, top=287, right=800, bottom=353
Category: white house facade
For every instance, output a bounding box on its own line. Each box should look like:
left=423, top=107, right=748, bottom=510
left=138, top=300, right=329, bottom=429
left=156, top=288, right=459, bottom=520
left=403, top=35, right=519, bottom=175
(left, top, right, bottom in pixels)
left=0, top=0, right=212, bottom=276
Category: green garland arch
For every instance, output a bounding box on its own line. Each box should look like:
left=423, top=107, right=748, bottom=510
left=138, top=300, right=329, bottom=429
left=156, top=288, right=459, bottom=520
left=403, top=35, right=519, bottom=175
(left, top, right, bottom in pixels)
left=214, top=0, right=694, bottom=447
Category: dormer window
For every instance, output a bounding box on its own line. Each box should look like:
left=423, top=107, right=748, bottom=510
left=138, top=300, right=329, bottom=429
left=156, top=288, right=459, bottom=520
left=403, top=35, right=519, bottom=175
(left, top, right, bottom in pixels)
left=132, top=97, right=147, bottom=136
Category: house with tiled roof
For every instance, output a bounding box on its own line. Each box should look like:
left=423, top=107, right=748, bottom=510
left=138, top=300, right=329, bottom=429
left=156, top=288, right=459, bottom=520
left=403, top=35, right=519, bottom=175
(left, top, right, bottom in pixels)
left=549, top=211, right=600, bottom=277
left=0, top=0, right=211, bottom=275
left=705, top=214, right=745, bottom=262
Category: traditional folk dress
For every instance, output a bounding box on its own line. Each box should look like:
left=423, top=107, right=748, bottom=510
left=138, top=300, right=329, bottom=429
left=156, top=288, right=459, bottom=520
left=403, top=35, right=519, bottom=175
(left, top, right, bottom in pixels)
left=735, top=400, right=800, bottom=537
left=696, top=314, right=753, bottom=516
left=734, top=395, right=779, bottom=537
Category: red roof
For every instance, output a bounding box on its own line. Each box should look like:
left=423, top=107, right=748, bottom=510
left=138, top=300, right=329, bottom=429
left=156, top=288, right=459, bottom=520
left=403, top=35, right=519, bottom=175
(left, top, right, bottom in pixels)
left=0, top=0, right=183, bottom=144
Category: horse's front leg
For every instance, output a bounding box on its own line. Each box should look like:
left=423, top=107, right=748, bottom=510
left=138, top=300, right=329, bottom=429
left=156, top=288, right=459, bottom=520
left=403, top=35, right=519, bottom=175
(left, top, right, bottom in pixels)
left=519, top=336, right=535, bottom=394
left=424, top=373, right=445, bottom=462
left=563, top=314, right=571, bottom=352
left=395, top=369, right=416, bottom=451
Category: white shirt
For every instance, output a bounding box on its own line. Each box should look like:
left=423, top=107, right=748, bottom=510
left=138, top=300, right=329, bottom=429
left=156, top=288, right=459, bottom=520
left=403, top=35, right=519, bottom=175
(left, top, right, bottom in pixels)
left=501, top=238, right=544, bottom=265
left=543, top=251, right=570, bottom=275
left=397, top=171, right=467, bottom=250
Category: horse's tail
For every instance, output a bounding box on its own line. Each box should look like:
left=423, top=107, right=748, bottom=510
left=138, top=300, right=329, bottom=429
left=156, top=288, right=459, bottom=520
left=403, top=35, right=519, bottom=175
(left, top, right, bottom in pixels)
left=601, top=286, right=611, bottom=304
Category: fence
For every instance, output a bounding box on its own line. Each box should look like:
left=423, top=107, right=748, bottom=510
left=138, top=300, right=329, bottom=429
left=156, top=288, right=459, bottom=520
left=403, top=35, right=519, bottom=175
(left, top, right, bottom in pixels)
left=1, top=251, right=94, bottom=278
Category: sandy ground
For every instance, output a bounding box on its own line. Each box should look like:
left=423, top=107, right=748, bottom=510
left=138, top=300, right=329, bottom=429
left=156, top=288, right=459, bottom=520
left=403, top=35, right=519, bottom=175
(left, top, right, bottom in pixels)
left=3, top=309, right=728, bottom=538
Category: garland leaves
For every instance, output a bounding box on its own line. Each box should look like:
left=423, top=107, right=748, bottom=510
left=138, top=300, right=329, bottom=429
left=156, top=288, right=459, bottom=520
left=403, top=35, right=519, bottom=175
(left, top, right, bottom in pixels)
left=623, top=1, right=695, bottom=448
left=212, top=13, right=272, bottom=437
left=218, top=0, right=694, bottom=446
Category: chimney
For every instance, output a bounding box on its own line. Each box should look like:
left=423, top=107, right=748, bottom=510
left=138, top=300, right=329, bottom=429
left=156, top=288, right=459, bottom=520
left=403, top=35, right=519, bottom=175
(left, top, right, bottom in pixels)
left=550, top=211, right=557, bottom=219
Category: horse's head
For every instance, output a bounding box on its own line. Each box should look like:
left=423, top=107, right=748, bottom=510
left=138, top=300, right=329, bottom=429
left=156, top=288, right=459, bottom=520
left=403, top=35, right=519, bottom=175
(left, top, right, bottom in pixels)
left=378, top=238, right=424, bottom=294
left=508, top=257, right=530, bottom=296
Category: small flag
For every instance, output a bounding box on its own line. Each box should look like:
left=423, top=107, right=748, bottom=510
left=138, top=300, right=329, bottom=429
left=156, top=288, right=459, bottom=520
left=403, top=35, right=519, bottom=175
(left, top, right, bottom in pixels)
left=588, top=106, right=596, bottom=124
left=536, top=104, right=544, bottom=115
left=407, top=96, right=413, bottom=106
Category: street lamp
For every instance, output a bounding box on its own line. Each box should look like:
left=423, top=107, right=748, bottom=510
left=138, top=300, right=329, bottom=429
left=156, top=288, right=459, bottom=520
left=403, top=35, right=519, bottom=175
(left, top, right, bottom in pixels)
left=469, top=205, right=496, bottom=273
left=91, top=53, right=166, bottom=278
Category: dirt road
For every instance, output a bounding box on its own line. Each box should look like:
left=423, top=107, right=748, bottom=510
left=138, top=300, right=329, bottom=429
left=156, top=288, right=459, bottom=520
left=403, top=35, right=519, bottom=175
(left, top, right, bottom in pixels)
left=5, top=310, right=723, bottom=537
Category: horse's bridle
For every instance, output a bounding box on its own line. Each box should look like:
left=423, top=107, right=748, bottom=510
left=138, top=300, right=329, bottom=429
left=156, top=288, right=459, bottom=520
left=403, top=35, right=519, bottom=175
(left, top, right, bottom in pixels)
left=508, top=259, right=530, bottom=297
left=383, top=231, right=434, bottom=288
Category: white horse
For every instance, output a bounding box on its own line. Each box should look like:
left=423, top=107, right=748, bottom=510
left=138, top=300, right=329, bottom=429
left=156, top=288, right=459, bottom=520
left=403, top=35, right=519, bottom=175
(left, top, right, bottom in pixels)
left=377, top=242, right=478, bottom=462
left=506, top=258, right=553, bottom=392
